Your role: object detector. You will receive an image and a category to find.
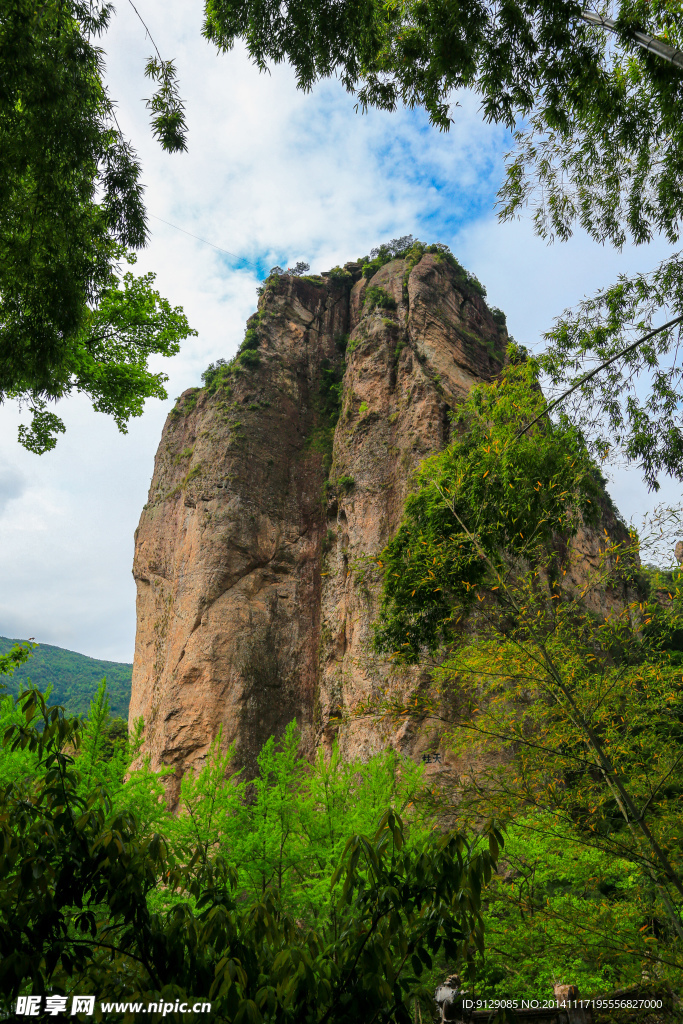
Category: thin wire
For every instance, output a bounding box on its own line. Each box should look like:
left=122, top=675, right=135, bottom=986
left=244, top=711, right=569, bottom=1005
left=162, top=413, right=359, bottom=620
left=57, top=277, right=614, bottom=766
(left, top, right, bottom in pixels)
left=148, top=214, right=259, bottom=268
left=119, top=5, right=259, bottom=269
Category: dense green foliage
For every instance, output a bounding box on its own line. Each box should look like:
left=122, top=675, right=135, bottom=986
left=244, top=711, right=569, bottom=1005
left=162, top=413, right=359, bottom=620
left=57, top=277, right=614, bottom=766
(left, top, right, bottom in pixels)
left=167, top=722, right=436, bottom=920
left=5, top=636, right=680, bottom=1004
left=1, top=0, right=193, bottom=452
left=358, top=362, right=683, bottom=995
left=200, top=314, right=266, bottom=389
left=0, top=653, right=502, bottom=1020
left=201, top=358, right=232, bottom=394
left=0, top=636, right=131, bottom=718
left=478, top=813, right=676, bottom=997
left=318, top=353, right=345, bottom=428
left=364, top=286, right=397, bottom=312
left=374, top=350, right=600, bottom=660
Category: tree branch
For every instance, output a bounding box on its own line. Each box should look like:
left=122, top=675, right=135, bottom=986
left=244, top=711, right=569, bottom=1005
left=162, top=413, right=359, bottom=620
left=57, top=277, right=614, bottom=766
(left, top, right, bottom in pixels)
left=516, top=314, right=683, bottom=440
left=582, top=10, right=683, bottom=70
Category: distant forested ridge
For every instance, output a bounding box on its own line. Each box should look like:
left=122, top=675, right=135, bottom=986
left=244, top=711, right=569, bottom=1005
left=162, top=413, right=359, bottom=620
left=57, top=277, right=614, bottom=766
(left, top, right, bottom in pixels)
left=0, top=637, right=131, bottom=719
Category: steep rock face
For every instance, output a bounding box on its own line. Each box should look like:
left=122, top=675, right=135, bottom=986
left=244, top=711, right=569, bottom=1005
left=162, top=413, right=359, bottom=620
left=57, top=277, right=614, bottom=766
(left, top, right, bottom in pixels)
left=317, top=256, right=505, bottom=761
left=129, top=255, right=508, bottom=799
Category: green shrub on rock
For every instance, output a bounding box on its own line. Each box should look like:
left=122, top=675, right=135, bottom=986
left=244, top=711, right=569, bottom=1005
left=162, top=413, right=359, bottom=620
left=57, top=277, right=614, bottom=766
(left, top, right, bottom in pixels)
left=337, top=474, right=355, bottom=494
left=327, top=266, right=354, bottom=285
left=364, top=285, right=397, bottom=312
left=201, top=358, right=232, bottom=394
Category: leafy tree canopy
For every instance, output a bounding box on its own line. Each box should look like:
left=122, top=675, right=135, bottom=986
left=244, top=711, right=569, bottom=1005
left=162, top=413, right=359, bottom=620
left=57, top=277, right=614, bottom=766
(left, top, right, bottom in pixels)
left=359, top=367, right=683, bottom=987
left=1, top=0, right=194, bottom=452
left=202, top=0, right=683, bottom=486
left=0, top=649, right=503, bottom=1019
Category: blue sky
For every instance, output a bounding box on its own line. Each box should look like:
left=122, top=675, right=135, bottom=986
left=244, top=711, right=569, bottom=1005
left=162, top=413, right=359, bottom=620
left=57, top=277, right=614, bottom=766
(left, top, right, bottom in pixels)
left=0, top=1, right=679, bottom=662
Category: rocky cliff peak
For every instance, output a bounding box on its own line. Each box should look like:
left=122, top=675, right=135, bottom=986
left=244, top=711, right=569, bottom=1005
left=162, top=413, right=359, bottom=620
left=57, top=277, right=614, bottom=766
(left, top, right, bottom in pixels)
left=130, top=249, right=508, bottom=802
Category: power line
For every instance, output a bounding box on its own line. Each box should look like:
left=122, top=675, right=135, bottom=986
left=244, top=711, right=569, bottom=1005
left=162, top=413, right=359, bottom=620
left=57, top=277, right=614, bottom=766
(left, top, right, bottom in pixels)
left=149, top=213, right=260, bottom=269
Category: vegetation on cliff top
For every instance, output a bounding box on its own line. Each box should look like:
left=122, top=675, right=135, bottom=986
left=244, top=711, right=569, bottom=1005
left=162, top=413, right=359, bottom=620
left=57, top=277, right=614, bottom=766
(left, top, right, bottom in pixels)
left=197, top=238, right=496, bottom=411
left=357, top=236, right=487, bottom=299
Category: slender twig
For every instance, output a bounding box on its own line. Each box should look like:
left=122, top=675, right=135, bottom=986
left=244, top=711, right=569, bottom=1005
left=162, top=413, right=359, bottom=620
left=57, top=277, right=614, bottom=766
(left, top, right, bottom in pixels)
left=515, top=314, right=683, bottom=440
left=125, top=0, right=163, bottom=62
left=638, top=748, right=683, bottom=823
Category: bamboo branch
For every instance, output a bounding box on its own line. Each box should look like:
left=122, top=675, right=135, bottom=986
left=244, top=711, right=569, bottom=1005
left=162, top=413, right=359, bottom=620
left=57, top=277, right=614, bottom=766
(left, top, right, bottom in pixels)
left=515, top=314, right=683, bottom=440
left=582, top=10, right=683, bottom=69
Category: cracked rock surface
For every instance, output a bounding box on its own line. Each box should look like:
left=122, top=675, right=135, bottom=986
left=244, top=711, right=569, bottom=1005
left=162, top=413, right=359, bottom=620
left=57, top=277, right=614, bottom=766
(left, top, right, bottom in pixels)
left=129, top=255, right=510, bottom=802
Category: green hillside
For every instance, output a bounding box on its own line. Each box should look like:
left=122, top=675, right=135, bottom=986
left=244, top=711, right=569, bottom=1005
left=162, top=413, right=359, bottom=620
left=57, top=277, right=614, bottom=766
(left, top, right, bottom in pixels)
left=0, top=636, right=132, bottom=719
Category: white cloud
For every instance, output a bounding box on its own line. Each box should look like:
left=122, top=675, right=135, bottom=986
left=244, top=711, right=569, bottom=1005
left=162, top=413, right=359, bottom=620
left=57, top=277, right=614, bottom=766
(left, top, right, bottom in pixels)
left=455, top=214, right=673, bottom=351
left=0, top=1, right=678, bottom=660
left=0, top=463, right=26, bottom=517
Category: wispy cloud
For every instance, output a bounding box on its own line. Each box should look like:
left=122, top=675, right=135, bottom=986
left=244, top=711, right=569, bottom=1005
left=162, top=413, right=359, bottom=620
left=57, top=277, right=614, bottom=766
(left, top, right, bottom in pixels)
left=0, top=1, right=673, bottom=659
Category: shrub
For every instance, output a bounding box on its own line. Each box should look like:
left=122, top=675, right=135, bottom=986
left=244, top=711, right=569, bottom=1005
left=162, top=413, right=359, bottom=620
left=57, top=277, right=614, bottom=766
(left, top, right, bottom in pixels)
left=242, top=327, right=259, bottom=350
left=490, top=307, right=507, bottom=327
left=364, top=285, right=396, bottom=312
left=234, top=318, right=263, bottom=370
left=170, top=388, right=200, bottom=416
left=238, top=349, right=260, bottom=368
left=328, top=266, right=353, bottom=285
left=202, top=359, right=229, bottom=389
left=359, top=235, right=415, bottom=280
left=319, top=357, right=345, bottom=425
left=337, top=474, right=355, bottom=494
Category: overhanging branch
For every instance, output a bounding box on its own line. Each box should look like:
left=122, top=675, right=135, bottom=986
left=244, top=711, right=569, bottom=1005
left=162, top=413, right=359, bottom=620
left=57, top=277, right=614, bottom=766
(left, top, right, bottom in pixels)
left=515, top=313, right=683, bottom=440
left=582, top=9, right=683, bottom=69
